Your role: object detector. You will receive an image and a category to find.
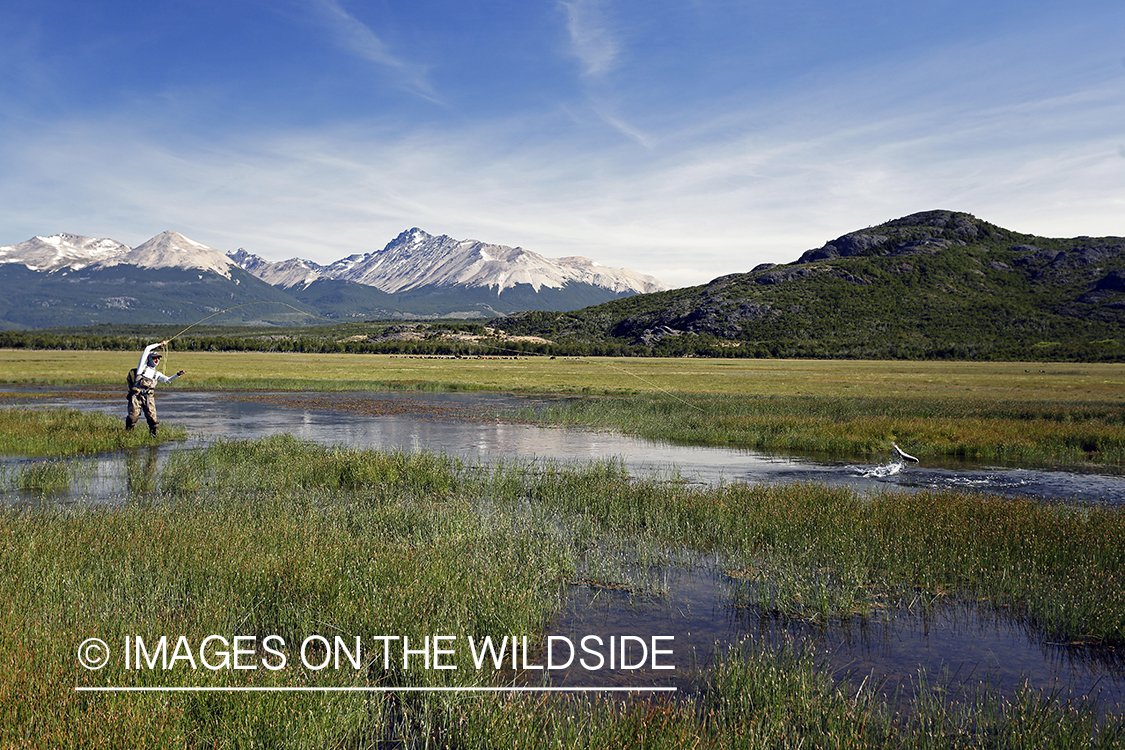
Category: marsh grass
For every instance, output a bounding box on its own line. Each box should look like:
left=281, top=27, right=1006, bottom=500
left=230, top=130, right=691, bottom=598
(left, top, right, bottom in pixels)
left=0, top=407, right=187, bottom=456
left=146, top=436, right=1125, bottom=641
left=401, top=643, right=1124, bottom=749
left=15, top=459, right=72, bottom=492
left=529, top=393, right=1125, bottom=466
left=5, top=478, right=574, bottom=746
left=2, top=429, right=1124, bottom=746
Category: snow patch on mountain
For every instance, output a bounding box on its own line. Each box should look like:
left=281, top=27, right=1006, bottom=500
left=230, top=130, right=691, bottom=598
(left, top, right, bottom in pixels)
left=2, top=227, right=670, bottom=301
left=0, top=231, right=235, bottom=277
left=227, top=249, right=325, bottom=288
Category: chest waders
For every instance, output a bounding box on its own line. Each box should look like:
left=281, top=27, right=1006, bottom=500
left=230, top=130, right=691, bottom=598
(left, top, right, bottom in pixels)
left=125, top=371, right=160, bottom=436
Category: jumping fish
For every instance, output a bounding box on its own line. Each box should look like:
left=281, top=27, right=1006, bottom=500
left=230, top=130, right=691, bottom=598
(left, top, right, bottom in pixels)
left=892, top=442, right=919, bottom=463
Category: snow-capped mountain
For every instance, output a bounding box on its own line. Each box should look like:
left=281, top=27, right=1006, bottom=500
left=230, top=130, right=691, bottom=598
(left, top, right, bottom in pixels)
left=0, top=233, right=131, bottom=272
left=232, top=228, right=670, bottom=296
left=0, top=227, right=670, bottom=326
left=0, top=231, right=309, bottom=329
left=105, top=231, right=236, bottom=278
left=0, top=231, right=235, bottom=277
left=227, top=249, right=326, bottom=288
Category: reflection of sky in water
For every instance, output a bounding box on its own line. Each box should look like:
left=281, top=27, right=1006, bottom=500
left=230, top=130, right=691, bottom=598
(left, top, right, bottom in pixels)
left=551, top=569, right=1125, bottom=712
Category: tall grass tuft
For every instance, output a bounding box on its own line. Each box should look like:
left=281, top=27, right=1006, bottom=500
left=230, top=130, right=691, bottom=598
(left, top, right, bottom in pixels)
left=15, top=460, right=71, bottom=493
left=0, top=407, right=187, bottom=456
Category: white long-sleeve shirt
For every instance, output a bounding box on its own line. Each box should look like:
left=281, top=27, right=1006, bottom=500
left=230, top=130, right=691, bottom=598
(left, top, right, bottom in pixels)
left=136, top=343, right=181, bottom=385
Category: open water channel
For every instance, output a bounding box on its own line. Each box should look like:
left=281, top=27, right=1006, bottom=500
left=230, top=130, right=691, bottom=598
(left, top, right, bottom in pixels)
left=4, top=386, right=1125, bottom=713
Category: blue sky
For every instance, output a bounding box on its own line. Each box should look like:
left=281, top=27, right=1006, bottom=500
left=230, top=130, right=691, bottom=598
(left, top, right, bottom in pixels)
left=1, top=0, right=1122, bottom=287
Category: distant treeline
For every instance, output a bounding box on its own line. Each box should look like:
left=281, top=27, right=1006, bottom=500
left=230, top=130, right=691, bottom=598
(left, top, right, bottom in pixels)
left=0, top=327, right=1121, bottom=361
left=0, top=329, right=639, bottom=358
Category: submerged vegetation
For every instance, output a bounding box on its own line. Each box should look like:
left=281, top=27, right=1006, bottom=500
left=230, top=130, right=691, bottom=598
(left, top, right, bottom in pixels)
left=2, top=417, right=1124, bottom=746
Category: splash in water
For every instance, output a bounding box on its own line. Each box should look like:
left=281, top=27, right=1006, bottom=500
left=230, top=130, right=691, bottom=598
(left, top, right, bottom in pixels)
left=853, top=459, right=906, bottom=478
left=851, top=443, right=918, bottom=478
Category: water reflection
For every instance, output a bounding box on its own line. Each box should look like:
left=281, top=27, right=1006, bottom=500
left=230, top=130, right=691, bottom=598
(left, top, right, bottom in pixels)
left=549, top=568, right=1125, bottom=713
left=124, top=445, right=160, bottom=495
left=3, top=386, right=1123, bottom=505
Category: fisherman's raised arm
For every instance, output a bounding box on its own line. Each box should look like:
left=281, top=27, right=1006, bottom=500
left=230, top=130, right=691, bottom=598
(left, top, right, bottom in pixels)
left=137, top=341, right=168, bottom=372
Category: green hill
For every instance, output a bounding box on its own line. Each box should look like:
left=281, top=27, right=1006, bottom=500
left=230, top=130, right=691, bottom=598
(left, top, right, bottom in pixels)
left=495, top=211, right=1125, bottom=361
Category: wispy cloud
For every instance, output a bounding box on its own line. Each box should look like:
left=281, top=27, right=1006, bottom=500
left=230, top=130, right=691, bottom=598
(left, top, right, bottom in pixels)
left=1, top=6, right=1122, bottom=290
left=559, top=0, right=619, bottom=77
left=596, top=110, right=653, bottom=148
left=307, top=0, right=440, bottom=102
left=2, top=77, right=1121, bottom=291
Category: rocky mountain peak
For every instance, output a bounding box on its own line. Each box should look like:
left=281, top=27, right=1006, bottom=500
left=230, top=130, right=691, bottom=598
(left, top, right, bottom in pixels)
left=307, top=228, right=668, bottom=296
left=795, top=210, right=990, bottom=264
left=2, top=225, right=670, bottom=319
left=124, top=232, right=235, bottom=277
left=228, top=248, right=325, bottom=288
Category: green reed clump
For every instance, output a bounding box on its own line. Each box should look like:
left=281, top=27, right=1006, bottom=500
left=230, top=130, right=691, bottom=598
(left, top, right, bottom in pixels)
left=158, top=432, right=464, bottom=498
left=863, top=491, right=1125, bottom=641
left=0, top=407, right=186, bottom=456
left=529, top=394, right=1125, bottom=466
left=446, top=642, right=1123, bottom=749
left=15, top=460, right=71, bottom=492
left=637, top=481, right=1125, bottom=641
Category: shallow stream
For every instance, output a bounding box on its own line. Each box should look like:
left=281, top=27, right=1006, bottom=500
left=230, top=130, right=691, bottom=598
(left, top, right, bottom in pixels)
left=3, top=386, right=1122, bottom=506
left=4, top=386, right=1124, bottom=712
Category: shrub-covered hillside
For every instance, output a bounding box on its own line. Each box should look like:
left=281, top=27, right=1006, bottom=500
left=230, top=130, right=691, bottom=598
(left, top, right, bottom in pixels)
left=495, top=211, right=1125, bottom=360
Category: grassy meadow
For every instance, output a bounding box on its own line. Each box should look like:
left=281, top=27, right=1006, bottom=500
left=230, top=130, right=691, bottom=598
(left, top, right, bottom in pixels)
left=1, top=350, right=1124, bottom=746
left=1, top=350, right=1124, bottom=466
left=3, top=349, right=1124, bottom=399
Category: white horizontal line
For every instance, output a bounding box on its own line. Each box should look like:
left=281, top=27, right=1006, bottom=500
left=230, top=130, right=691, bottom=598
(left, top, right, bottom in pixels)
left=77, top=686, right=678, bottom=693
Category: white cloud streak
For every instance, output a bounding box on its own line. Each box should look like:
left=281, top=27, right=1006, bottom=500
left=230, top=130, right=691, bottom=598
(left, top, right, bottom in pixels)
left=559, top=0, right=619, bottom=77
left=307, top=0, right=440, bottom=102
left=4, top=92, right=1119, bottom=291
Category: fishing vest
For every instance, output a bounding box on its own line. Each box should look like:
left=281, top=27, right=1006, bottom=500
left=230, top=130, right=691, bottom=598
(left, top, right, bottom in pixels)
left=127, top=367, right=156, bottom=392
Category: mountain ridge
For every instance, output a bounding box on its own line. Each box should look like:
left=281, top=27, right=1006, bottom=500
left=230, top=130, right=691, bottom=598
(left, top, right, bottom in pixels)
left=6, top=210, right=1124, bottom=362
left=0, top=227, right=667, bottom=327
left=227, top=227, right=668, bottom=296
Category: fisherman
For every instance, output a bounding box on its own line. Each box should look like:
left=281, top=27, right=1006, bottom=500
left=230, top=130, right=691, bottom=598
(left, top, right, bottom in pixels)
left=126, top=340, right=185, bottom=436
